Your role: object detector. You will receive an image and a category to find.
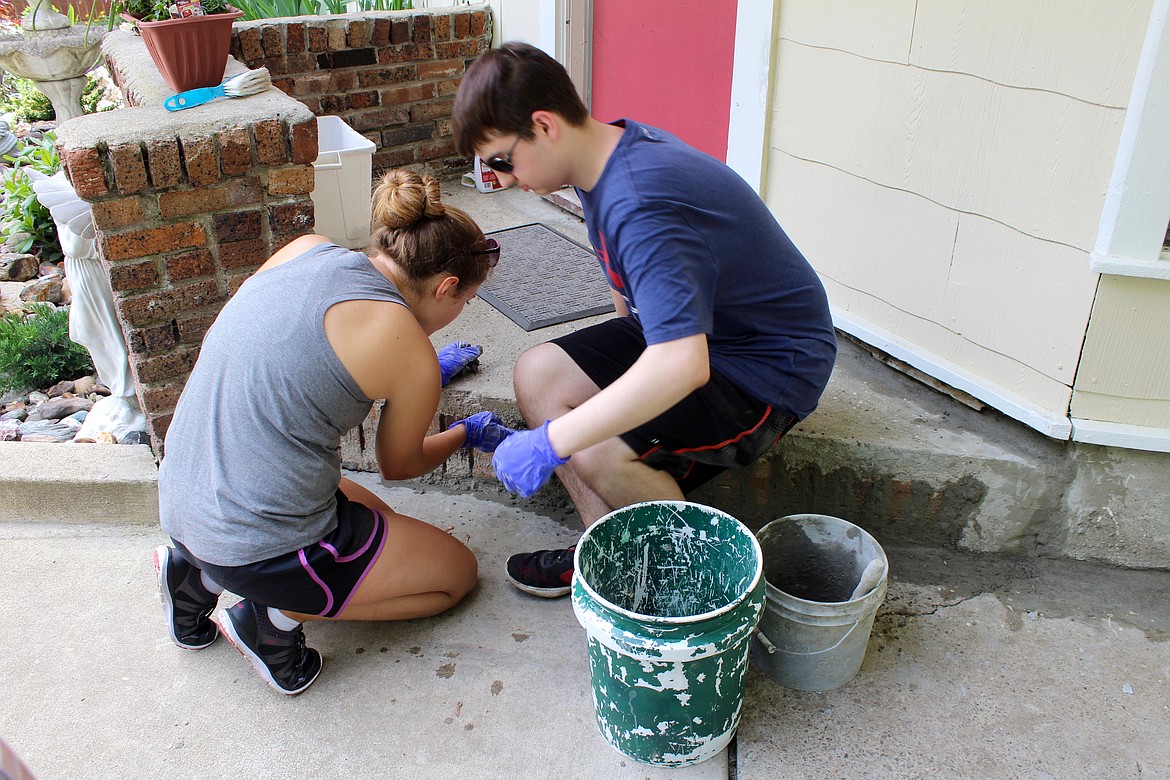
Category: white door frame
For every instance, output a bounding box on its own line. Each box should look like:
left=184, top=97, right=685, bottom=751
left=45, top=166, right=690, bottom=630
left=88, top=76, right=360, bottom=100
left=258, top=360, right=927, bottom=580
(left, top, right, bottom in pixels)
left=539, top=0, right=593, bottom=111
left=726, top=0, right=779, bottom=193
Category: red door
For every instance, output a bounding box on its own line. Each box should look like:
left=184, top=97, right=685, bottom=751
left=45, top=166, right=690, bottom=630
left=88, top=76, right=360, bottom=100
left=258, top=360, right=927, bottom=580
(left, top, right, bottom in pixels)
left=590, top=0, right=739, bottom=161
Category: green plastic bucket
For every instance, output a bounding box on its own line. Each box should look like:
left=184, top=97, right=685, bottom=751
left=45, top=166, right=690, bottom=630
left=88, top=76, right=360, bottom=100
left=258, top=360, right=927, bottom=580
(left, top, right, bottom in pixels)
left=752, top=514, right=888, bottom=691
left=571, top=501, right=765, bottom=767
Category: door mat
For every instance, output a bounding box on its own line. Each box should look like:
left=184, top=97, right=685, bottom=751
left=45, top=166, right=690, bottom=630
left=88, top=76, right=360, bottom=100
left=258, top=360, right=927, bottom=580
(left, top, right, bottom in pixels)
left=478, top=222, right=614, bottom=331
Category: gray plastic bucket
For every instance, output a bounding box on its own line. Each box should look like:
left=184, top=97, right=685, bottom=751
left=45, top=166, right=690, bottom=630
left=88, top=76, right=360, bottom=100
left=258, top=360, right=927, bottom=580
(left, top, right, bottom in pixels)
left=752, top=514, right=888, bottom=691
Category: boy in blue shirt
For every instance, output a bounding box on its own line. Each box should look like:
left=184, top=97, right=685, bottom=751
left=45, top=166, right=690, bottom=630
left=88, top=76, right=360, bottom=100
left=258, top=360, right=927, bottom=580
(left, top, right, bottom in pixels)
left=454, top=42, right=837, bottom=598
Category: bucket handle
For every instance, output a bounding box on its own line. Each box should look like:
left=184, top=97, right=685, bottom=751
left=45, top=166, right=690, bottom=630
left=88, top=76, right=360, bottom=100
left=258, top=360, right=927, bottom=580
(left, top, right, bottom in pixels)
left=754, top=618, right=863, bottom=657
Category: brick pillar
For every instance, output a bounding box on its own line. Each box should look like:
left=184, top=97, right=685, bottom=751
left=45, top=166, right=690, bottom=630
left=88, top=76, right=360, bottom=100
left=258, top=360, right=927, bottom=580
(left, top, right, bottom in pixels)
left=66, top=4, right=494, bottom=455
left=57, top=113, right=319, bottom=452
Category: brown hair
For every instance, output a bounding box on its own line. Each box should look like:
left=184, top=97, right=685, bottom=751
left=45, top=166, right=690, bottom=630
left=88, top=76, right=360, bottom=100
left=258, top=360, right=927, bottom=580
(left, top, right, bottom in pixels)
left=369, top=169, right=491, bottom=294
left=453, top=41, right=589, bottom=158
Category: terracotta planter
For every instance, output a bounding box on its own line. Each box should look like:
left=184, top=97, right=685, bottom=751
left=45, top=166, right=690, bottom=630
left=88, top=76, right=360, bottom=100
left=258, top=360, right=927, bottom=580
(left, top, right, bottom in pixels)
left=122, top=6, right=244, bottom=93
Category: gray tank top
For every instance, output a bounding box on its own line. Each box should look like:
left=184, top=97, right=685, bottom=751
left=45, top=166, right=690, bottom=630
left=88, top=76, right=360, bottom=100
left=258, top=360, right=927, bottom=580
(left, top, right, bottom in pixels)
left=158, top=242, right=408, bottom=566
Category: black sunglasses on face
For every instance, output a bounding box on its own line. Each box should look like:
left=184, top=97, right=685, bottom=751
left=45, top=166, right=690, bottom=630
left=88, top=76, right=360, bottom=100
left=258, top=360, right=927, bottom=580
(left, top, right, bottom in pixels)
left=436, top=238, right=500, bottom=273
left=483, top=134, right=523, bottom=174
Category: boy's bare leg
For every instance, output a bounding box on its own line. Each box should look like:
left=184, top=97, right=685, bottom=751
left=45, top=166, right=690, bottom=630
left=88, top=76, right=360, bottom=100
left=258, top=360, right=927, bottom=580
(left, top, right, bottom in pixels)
left=513, top=344, right=682, bottom=527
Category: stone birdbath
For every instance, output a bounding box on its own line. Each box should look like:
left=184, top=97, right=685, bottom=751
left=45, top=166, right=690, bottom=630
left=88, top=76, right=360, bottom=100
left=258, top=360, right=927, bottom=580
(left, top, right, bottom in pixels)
left=0, top=2, right=107, bottom=123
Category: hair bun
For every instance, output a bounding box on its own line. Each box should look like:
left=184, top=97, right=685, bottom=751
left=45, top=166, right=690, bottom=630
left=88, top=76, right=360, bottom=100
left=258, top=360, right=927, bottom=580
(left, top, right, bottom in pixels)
left=372, top=169, right=446, bottom=230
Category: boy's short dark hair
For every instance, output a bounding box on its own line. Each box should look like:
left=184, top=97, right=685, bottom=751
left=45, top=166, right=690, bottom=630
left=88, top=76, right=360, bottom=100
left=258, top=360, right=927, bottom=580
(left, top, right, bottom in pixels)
left=454, top=41, right=589, bottom=157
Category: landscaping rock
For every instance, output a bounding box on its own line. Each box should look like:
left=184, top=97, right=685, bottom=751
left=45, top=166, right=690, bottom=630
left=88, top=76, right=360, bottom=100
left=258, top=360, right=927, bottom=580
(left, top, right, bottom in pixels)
left=0, top=420, right=19, bottom=440
left=0, top=408, right=27, bottom=422
left=0, top=281, right=26, bottom=312
left=36, top=396, right=93, bottom=420
left=18, top=419, right=75, bottom=442
left=0, top=253, right=39, bottom=282
left=47, top=379, right=74, bottom=398
left=72, top=376, right=97, bottom=396
left=19, top=274, right=64, bottom=303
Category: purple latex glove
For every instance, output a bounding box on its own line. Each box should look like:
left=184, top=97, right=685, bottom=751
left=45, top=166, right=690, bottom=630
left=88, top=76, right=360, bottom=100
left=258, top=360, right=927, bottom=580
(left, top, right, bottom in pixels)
left=437, top=341, right=482, bottom=386
left=448, top=411, right=517, bottom=453
left=491, top=420, right=569, bottom=497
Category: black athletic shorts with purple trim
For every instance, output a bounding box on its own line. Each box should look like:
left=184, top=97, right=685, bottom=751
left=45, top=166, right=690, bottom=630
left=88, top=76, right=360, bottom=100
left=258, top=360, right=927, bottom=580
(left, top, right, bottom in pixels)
left=172, top=489, right=386, bottom=618
left=550, top=316, right=799, bottom=494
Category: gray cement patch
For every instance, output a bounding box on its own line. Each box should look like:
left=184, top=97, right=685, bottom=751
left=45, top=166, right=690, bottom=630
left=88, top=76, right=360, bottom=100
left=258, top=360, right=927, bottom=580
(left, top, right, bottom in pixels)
left=737, top=588, right=1170, bottom=779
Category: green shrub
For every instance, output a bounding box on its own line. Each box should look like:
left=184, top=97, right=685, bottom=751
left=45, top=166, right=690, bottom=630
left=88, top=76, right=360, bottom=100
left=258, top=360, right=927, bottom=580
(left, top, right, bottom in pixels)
left=0, top=73, right=54, bottom=123
left=0, top=303, right=95, bottom=393
left=1, top=131, right=63, bottom=264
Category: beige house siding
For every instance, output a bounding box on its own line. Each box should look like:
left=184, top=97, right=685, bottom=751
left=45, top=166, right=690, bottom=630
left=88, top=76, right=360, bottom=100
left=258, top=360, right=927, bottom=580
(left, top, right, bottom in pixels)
left=765, top=0, right=1152, bottom=430
left=483, top=0, right=1170, bottom=446
left=1072, top=275, right=1170, bottom=427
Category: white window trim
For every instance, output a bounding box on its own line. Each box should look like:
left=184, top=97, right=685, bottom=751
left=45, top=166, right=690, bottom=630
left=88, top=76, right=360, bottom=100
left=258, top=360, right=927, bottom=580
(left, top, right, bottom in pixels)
left=1090, top=0, right=1170, bottom=279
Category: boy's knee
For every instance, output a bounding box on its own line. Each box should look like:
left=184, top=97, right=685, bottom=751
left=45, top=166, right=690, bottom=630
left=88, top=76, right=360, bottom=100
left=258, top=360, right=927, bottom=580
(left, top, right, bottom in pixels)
left=512, top=344, right=562, bottom=420
left=513, top=343, right=557, bottom=387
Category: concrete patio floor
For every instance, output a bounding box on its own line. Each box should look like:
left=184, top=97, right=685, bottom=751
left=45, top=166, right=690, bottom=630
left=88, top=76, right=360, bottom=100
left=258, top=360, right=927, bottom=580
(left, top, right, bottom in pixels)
left=1, top=471, right=1168, bottom=779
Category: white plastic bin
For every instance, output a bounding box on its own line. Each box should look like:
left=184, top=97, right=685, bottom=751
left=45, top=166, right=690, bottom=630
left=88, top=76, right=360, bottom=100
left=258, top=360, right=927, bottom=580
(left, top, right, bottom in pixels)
left=311, top=116, right=376, bottom=249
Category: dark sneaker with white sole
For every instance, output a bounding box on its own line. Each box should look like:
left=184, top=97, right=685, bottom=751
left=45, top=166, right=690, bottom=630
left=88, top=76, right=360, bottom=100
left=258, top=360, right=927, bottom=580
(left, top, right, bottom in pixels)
left=217, top=599, right=322, bottom=695
left=153, top=544, right=219, bottom=649
left=506, top=546, right=576, bottom=598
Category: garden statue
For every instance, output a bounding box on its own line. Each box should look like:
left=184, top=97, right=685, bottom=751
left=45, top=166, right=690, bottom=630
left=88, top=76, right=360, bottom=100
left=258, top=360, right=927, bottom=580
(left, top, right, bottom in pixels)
left=27, top=168, right=147, bottom=443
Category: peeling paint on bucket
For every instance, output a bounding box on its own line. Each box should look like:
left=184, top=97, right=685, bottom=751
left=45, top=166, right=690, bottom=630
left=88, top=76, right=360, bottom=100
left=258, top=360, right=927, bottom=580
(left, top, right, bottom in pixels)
left=571, top=501, right=764, bottom=767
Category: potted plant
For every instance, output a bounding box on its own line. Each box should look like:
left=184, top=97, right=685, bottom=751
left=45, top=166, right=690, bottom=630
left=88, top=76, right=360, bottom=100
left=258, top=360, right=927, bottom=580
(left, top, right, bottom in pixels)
left=119, top=0, right=244, bottom=93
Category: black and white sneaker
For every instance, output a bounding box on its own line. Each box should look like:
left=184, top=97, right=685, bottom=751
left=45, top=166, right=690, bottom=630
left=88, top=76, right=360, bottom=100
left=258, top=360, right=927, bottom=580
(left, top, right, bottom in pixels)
left=217, top=600, right=322, bottom=695
left=153, top=545, right=219, bottom=650
left=505, top=546, right=576, bottom=598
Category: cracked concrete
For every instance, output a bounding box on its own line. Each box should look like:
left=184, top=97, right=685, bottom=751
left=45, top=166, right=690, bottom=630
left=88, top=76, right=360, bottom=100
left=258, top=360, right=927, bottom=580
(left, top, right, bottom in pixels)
left=1, top=476, right=1168, bottom=779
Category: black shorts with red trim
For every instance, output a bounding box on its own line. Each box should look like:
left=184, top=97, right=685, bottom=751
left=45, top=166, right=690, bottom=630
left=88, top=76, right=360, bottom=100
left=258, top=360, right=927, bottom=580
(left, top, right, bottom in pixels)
left=173, top=489, right=387, bottom=618
left=550, top=317, right=798, bottom=493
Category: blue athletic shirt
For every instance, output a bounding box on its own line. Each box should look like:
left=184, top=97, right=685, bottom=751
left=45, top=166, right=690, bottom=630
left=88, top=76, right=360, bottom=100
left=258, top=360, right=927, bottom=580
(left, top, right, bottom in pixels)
left=576, top=120, right=837, bottom=419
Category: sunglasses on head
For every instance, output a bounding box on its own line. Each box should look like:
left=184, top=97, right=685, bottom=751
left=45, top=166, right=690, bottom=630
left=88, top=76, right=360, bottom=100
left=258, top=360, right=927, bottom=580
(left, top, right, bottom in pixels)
left=471, top=238, right=501, bottom=268
left=436, top=238, right=500, bottom=274
left=483, top=133, right=523, bottom=174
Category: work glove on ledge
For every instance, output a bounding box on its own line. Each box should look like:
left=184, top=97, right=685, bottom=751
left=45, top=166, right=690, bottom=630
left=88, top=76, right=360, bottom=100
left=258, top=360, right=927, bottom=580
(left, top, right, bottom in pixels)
left=437, top=341, right=482, bottom=386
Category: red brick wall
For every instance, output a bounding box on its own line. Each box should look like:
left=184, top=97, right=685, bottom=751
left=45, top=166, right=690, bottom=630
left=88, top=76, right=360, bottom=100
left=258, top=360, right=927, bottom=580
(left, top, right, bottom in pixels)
left=231, top=7, right=491, bottom=175
left=64, top=6, right=493, bottom=452
left=61, top=119, right=319, bottom=449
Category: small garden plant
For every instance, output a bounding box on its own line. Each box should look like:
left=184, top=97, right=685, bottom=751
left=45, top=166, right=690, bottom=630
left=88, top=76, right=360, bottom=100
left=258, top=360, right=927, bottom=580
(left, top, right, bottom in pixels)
left=1, top=130, right=63, bottom=264
left=120, top=0, right=228, bottom=21
left=0, top=303, right=94, bottom=394
left=0, top=72, right=54, bottom=122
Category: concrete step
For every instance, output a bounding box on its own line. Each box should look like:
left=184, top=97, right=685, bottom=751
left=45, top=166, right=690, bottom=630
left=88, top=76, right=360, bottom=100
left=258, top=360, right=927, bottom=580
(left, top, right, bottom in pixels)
left=6, top=183, right=1167, bottom=574
left=0, top=440, right=159, bottom=525
left=338, top=330, right=1170, bottom=573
